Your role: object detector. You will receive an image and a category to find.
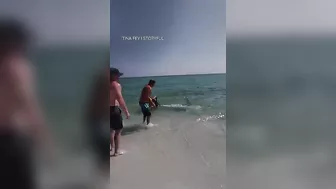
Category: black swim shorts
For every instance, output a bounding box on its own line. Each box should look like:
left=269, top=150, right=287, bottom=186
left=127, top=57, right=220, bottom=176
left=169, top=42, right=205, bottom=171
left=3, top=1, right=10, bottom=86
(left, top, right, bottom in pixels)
left=110, top=106, right=123, bottom=130
left=0, top=130, right=35, bottom=189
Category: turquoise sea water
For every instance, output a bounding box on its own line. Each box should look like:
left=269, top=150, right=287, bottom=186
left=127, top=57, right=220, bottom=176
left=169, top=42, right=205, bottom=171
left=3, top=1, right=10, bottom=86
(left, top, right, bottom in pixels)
left=120, top=74, right=226, bottom=126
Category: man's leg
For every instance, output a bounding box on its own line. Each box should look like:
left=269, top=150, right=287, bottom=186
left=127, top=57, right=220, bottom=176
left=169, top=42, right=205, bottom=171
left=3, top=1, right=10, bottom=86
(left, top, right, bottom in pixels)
left=112, top=107, right=123, bottom=156
left=146, top=115, right=151, bottom=125
left=146, top=111, right=152, bottom=125
left=143, top=115, right=146, bottom=124
left=110, top=130, right=115, bottom=152
left=113, top=129, right=122, bottom=156
left=141, top=104, right=146, bottom=124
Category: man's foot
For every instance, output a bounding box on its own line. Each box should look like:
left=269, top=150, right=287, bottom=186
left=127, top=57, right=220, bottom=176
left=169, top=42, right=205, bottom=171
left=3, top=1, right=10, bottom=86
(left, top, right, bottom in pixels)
left=147, top=123, right=157, bottom=127
left=111, top=150, right=126, bottom=157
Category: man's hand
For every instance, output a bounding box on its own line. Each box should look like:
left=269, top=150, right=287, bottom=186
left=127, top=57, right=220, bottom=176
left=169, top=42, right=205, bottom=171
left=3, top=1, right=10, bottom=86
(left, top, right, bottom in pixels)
left=150, top=104, right=157, bottom=110
left=125, top=111, right=130, bottom=119
left=150, top=100, right=156, bottom=108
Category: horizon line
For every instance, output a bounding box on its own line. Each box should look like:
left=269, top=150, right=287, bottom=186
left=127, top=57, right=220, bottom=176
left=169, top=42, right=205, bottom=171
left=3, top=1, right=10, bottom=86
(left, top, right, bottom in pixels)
left=121, top=72, right=225, bottom=79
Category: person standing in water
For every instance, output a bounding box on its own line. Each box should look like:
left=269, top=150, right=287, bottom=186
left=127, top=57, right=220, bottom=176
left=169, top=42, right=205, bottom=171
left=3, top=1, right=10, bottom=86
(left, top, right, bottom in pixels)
left=0, top=19, right=53, bottom=189
left=110, top=68, right=130, bottom=157
left=139, top=80, right=157, bottom=126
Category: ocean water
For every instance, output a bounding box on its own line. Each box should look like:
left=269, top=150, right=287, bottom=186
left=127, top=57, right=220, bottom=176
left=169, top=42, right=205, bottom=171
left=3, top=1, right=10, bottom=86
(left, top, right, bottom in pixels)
left=120, top=74, right=226, bottom=126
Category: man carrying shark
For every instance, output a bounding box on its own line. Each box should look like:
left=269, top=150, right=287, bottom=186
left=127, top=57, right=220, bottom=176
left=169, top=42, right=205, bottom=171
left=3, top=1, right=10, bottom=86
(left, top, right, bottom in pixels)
left=139, top=80, right=158, bottom=126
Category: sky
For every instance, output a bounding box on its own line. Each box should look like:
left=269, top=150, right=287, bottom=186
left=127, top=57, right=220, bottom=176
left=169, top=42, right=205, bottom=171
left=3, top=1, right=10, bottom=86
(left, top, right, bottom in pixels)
left=110, top=0, right=226, bottom=77
left=0, top=0, right=225, bottom=77
left=227, top=0, right=336, bottom=37
left=0, top=0, right=109, bottom=45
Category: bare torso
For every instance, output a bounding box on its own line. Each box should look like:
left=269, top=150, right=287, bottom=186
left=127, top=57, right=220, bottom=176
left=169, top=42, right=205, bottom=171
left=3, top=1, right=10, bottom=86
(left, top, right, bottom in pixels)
left=110, top=81, right=120, bottom=106
left=139, top=85, right=152, bottom=103
left=0, top=58, right=29, bottom=131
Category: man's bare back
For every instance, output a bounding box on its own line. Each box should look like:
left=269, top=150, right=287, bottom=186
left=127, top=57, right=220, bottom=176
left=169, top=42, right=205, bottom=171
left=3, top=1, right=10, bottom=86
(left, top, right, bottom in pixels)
left=110, top=81, right=120, bottom=106
left=0, top=57, right=40, bottom=132
left=110, top=81, right=129, bottom=118
left=139, top=85, right=152, bottom=103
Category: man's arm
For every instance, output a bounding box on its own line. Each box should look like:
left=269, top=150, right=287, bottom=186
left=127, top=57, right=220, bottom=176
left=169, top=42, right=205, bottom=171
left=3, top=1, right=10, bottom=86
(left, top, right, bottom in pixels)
left=147, top=87, right=156, bottom=107
left=113, top=82, right=130, bottom=118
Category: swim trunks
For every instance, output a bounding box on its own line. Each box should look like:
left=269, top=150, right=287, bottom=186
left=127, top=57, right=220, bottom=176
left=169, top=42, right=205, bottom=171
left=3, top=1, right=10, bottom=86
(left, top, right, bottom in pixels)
left=110, top=106, right=123, bottom=130
left=139, top=102, right=151, bottom=116
left=0, top=130, right=35, bottom=189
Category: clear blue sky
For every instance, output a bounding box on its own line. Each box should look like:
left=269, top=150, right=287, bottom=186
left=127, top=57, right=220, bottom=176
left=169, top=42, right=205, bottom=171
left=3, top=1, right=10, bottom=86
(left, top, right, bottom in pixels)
left=110, top=0, right=226, bottom=77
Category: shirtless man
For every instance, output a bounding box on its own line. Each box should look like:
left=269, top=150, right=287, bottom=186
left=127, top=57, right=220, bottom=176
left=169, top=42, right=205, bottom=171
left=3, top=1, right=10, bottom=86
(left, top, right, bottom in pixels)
left=139, top=80, right=156, bottom=125
left=0, top=19, right=52, bottom=189
left=110, top=68, right=130, bottom=156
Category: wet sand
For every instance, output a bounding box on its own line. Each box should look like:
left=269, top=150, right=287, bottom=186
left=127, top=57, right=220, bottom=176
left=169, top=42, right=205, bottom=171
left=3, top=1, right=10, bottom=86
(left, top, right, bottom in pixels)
left=110, top=116, right=226, bottom=189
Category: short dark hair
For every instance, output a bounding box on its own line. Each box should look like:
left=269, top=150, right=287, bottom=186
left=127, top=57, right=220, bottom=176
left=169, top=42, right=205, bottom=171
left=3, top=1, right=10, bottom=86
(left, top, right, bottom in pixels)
left=110, top=68, right=123, bottom=81
left=110, top=68, right=123, bottom=77
left=148, top=79, right=156, bottom=85
left=0, top=19, right=31, bottom=53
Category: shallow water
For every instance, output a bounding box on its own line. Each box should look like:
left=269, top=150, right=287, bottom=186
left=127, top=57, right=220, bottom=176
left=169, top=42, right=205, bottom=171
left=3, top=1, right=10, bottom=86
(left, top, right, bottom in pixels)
left=120, top=74, right=226, bottom=125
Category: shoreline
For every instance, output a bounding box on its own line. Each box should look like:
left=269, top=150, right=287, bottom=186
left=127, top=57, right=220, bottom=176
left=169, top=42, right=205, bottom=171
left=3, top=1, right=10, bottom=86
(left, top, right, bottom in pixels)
left=110, top=116, right=225, bottom=189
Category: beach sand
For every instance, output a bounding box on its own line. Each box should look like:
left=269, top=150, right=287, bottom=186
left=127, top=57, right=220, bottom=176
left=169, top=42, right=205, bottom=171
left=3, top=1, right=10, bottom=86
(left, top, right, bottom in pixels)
left=110, top=115, right=225, bottom=189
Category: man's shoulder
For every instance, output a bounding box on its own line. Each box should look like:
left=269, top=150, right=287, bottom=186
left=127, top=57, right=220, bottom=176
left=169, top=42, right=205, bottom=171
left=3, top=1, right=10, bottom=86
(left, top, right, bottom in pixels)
left=8, top=58, right=33, bottom=79
left=111, top=81, right=121, bottom=88
left=142, top=85, right=149, bottom=91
